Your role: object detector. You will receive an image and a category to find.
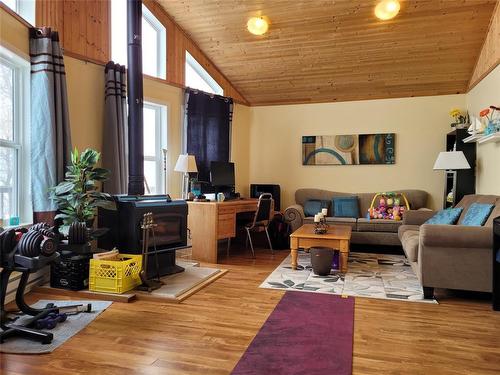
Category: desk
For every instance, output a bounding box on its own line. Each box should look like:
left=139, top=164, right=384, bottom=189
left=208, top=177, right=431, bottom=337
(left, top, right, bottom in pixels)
left=187, top=199, right=258, bottom=263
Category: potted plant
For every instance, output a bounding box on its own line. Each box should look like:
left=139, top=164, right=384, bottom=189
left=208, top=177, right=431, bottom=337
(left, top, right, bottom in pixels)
left=50, top=148, right=116, bottom=234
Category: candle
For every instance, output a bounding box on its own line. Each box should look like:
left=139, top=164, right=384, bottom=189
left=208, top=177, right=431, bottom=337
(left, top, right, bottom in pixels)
left=314, top=214, right=320, bottom=223
left=321, top=208, right=328, bottom=216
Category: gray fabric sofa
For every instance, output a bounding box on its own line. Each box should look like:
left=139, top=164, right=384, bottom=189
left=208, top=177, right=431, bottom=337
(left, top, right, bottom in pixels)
left=398, top=194, right=500, bottom=298
left=284, top=189, right=429, bottom=246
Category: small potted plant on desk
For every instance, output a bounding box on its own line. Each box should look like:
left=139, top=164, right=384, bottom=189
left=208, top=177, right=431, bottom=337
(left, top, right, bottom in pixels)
left=49, top=148, right=116, bottom=290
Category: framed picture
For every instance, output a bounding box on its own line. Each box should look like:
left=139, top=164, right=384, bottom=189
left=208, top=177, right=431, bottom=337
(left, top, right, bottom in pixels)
left=302, top=133, right=395, bottom=165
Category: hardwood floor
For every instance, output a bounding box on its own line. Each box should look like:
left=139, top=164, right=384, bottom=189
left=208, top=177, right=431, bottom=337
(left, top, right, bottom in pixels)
left=2, top=246, right=500, bottom=375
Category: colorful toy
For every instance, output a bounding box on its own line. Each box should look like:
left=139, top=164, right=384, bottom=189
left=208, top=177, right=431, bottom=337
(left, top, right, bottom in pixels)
left=368, top=192, right=410, bottom=220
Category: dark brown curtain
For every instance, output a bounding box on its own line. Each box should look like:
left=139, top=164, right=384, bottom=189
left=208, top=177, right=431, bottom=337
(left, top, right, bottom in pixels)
left=184, top=89, right=233, bottom=183
left=102, top=61, right=128, bottom=194
left=30, top=27, right=72, bottom=224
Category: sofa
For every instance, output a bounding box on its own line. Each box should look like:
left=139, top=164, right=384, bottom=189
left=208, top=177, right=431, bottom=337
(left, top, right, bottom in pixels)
left=284, top=189, right=429, bottom=246
left=398, top=194, right=500, bottom=298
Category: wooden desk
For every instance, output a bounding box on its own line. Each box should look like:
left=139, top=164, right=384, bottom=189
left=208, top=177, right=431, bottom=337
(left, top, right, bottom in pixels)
left=187, top=199, right=258, bottom=263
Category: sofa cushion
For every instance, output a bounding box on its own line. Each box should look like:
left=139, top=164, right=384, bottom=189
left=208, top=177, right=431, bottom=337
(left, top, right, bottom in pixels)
left=304, top=199, right=331, bottom=217
left=399, top=228, right=420, bottom=262
left=304, top=216, right=357, bottom=230
left=332, top=196, right=359, bottom=218
left=461, top=203, right=494, bottom=226
left=425, top=207, right=463, bottom=225
left=357, top=218, right=402, bottom=233
left=456, top=194, right=499, bottom=225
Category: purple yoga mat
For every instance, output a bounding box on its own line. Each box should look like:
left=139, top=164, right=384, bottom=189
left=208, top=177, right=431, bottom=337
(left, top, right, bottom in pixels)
left=231, top=291, right=355, bottom=375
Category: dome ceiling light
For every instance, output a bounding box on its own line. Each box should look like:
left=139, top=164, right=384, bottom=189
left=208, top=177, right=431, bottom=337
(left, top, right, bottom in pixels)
left=375, top=0, right=400, bottom=20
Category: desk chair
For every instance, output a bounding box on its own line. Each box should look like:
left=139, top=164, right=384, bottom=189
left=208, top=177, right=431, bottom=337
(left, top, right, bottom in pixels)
left=230, top=193, right=274, bottom=258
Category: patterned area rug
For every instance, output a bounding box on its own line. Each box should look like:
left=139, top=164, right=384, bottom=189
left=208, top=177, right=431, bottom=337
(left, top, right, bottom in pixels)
left=260, top=251, right=437, bottom=303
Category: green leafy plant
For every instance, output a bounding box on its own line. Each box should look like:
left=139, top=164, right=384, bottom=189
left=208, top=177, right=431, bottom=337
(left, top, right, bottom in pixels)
left=50, top=148, right=116, bottom=227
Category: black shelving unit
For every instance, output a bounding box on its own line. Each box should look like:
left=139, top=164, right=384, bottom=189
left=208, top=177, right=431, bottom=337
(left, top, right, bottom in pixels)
left=444, top=129, right=476, bottom=208
left=493, top=216, right=500, bottom=311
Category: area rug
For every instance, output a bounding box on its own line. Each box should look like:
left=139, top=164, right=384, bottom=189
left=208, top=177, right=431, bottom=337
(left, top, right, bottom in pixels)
left=0, top=300, right=112, bottom=354
left=231, top=291, right=354, bottom=375
left=260, top=251, right=437, bottom=303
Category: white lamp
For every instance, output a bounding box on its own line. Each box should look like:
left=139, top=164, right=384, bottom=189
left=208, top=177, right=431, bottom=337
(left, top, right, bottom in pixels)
left=433, top=151, right=471, bottom=208
left=433, top=151, right=471, bottom=170
left=174, top=154, right=198, bottom=199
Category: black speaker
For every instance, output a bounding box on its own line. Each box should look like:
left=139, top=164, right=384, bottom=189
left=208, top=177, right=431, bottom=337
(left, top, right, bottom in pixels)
left=250, top=184, right=281, bottom=211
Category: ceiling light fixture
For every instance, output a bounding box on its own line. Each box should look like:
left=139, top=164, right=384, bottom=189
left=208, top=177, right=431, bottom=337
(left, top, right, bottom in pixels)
left=375, top=0, right=400, bottom=20
left=247, top=16, right=269, bottom=35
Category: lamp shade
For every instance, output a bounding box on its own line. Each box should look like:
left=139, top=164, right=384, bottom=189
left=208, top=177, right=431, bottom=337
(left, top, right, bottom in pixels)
left=174, top=154, right=198, bottom=173
left=433, top=151, right=470, bottom=170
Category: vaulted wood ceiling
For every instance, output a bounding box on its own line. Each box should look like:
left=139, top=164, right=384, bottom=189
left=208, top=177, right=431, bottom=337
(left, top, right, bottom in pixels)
left=157, top=0, right=497, bottom=105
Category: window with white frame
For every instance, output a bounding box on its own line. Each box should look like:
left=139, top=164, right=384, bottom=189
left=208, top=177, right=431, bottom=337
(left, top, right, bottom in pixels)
left=2, top=0, right=36, bottom=25
left=185, top=51, right=223, bottom=95
left=143, top=102, right=167, bottom=195
left=111, top=0, right=166, bottom=79
left=0, top=47, right=31, bottom=225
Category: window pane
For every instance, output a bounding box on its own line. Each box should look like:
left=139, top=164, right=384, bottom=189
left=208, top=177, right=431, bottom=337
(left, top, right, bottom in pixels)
left=0, top=63, right=14, bottom=141
left=186, top=63, right=218, bottom=94
left=143, top=107, right=156, bottom=157
left=3, top=0, right=16, bottom=11
left=144, top=160, right=157, bottom=195
left=111, top=0, right=127, bottom=66
left=0, top=147, right=16, bottom=219
left=142, top=18, right=158, bottom=77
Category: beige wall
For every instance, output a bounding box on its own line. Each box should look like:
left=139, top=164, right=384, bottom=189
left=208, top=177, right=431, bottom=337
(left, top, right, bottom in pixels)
left=466, top=64, right=500, bottom=195
left=248, top=95, right=467, bottom=210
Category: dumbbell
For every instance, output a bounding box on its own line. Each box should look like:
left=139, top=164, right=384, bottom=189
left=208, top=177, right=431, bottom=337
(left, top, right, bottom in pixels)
left=35, top=312, right=67, bottom=330
left=68, top=222, right=90, bottom=245
left=17, top=230, right=56, bottom=257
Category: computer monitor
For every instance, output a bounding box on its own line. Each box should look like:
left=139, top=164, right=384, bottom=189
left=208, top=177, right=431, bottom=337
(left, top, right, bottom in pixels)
left=210, top=161, right=235, bottom=187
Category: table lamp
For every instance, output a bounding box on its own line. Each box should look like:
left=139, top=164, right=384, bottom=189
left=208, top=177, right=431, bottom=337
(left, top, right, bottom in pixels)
left=174, top=154, right=198, bottom=199
left=433, top=151, right=470, bottom=207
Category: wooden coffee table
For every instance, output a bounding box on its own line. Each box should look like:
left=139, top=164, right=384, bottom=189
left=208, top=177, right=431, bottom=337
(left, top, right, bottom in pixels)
left=290, top=224, right=352, bottom=273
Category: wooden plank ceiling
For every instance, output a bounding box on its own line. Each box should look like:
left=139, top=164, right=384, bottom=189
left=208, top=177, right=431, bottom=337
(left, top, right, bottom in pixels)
left=157, top=0, right=497, bottom=105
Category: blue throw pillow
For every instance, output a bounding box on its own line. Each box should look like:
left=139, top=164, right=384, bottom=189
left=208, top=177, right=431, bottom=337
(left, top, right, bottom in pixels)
left=304, top=200, right=331, bottom=217
left=333, top=196, right=359, bottom=218
left=425, top=207, right=463, bottom=225
left=461, top=203, right=494, bottom=226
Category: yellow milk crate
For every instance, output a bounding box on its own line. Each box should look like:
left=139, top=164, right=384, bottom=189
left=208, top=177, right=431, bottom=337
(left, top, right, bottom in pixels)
left=89, top=254, right=142, bottom=294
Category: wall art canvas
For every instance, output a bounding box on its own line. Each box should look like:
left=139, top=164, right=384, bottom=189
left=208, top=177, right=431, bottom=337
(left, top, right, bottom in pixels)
left=302, top=133, right=395, bottom=165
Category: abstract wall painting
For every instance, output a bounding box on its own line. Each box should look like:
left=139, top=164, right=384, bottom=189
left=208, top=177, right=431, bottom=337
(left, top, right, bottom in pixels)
left=302, top=133, right=395, bottom=165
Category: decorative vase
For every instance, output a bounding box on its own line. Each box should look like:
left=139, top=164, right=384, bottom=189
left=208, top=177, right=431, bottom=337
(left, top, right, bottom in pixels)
left=310, top=247, right=334, bottom=276
left=485, top=120, right=496, bottom=135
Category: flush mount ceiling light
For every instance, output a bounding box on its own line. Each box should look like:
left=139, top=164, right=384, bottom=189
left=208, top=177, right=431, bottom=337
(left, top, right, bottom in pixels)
left=247, top=16, right=269, bottom=35
left=375, top=0, right=400, bottom=20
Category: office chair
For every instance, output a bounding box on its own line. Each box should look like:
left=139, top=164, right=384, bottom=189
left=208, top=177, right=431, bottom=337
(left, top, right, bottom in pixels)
left=240, top=193, right=274, bottom=258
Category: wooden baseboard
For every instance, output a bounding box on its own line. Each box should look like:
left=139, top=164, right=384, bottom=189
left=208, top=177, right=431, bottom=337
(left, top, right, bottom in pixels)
left=33, top=284, right=136, bottom=303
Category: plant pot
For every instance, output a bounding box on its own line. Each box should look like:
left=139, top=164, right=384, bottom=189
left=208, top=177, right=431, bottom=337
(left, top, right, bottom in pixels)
left=310, top=247, right=334, bottom=276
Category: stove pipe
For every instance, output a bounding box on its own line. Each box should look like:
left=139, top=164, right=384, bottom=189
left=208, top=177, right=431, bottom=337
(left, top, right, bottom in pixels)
left=126, top=0, right=145, bottom=195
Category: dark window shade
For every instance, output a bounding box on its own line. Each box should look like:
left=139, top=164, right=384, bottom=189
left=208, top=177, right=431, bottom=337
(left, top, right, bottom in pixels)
left=185, top=89, right=233, bottom=183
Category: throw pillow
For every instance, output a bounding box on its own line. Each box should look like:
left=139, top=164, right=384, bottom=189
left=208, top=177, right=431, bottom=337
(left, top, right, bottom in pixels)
left=461, top=203, right=494, bottom=226
left=333, top=196, right=359, bottom=218
left=304, top=200, right=331, bottom=217
left=425, top=207, right=463, bottom=225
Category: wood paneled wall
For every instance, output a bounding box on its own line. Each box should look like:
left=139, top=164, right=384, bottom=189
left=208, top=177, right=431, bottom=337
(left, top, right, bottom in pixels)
left=35, top=0, right=248, bottom=104
left=469, top=1, right=500, bottom=90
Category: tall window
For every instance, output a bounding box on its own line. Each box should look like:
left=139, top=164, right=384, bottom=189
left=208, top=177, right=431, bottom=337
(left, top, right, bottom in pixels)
left=185, top=51, right=223, bottom=95
left=143, top=102, right=167, bottom=195
left=111, top=0, right=166, bottom=79
left=0, top=47, right=30, bottom=224
left=2, top=0, right=35, bottom=25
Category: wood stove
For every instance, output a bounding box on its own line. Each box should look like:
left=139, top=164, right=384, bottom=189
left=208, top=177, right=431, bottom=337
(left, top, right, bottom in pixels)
left=98, top=196, right=188, bottom=277
left=98, top=1, right=188, bottom=278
